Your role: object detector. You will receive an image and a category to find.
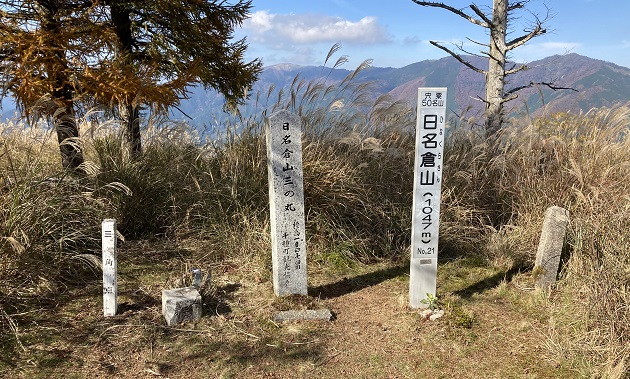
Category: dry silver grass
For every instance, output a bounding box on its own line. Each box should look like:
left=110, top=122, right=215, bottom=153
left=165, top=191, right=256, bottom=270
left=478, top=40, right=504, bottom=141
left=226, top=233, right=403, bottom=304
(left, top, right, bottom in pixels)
left=502, top=105, right=630, bottom=374
left=1, top=63, right=628, bottom=376
left=432, top=105, right=629, bottom=373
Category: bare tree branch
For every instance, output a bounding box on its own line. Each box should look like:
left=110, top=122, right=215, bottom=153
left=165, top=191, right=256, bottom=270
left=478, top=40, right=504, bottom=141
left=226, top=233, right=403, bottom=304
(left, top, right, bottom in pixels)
left=505, top=81, right=578, bottom=96
left=452, top=41, right=488, bottom=59
left=411, top=1, right=490, bottom=27
left=429, top=40, right=486, bottom=74
left=542, top=82, right=578, bottom=92
left=412, top=0, right=570, bottom=135
left=469, top=4, right=492, bottom=26
left=499, top=93, right=518, bottom=104
left=506, top=23, right=546, bottom=50
left=504, top=83, right=531, bottom=96
left=505, top=63, right=528, bottom=75
left=473, top=95, right=488, bottom=104
left=508, top=1, right=527, bottom=12
left=466, top=36, right=489, bottom=47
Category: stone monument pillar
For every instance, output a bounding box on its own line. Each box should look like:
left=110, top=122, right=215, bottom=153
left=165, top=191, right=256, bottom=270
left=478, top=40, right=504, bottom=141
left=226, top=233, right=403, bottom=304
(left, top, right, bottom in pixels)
left=265, top=110, right=308, bottom=296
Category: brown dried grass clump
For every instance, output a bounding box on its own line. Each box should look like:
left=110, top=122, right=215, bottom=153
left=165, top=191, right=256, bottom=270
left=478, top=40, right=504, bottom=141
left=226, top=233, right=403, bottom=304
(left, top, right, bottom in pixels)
left=484, top=106, right=629, bottom=375
left=0, top=122, right=110, bottom=340
left=0, top=52, right=627, bottom=375
left=532, top=107, right=629, bottom=376
left=421, top=105, right=628, bottom=374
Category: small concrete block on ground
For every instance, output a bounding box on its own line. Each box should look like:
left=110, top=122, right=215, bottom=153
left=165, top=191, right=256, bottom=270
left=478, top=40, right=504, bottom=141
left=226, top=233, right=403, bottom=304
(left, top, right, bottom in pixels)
left=162, top=287, right=202, bottom=326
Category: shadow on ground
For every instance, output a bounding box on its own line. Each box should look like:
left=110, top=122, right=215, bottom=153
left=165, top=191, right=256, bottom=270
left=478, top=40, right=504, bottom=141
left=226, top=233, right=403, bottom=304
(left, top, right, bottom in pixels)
left=205, top=282, right=240, bottom=316
left=309, top=265, right=408, bottom=299
left=453, top=265, right=530, bottom=298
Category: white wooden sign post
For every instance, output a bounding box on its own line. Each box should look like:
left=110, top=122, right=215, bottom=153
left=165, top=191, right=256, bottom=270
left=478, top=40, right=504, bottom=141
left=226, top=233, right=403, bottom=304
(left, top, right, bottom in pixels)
left=102, top=219, right=118, bottom=316
left=265, top=110, right=308, bottom=296
left=410, top=88, right=447, bottom=308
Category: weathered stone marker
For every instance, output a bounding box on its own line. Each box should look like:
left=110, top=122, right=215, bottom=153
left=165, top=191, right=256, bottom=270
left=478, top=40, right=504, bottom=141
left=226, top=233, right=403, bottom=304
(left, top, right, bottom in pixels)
left=162, top=287, right=202, bottom=326
left=102, top=219, right=118, bottom=317
left=410, top=88, right=447, bottom=308
left=534, top=206, right=570, bottom=290
left=273, top=309, right=333, bottom=323
left=265, top=110, right=308, bottom=296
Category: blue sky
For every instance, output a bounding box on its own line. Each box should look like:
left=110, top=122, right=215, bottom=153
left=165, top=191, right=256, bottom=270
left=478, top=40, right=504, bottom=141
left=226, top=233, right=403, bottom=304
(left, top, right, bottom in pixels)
left=237, top=0, right=630, bottom=69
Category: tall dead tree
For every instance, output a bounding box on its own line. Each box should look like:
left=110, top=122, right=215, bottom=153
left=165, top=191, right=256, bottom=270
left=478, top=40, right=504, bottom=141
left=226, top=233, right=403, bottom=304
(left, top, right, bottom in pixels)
left=411, top=0, right=550, bottom=135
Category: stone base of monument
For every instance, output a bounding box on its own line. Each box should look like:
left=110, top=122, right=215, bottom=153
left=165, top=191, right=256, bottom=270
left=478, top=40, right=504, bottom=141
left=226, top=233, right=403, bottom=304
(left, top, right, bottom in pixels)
left=272, top=309, right=333, bottom=323
left=162, top=287, right=202, bottom=326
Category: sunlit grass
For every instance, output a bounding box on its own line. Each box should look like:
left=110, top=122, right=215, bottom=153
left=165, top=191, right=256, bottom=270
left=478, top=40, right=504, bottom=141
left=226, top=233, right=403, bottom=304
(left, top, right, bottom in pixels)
left=0, top=57, right=627, bottom=376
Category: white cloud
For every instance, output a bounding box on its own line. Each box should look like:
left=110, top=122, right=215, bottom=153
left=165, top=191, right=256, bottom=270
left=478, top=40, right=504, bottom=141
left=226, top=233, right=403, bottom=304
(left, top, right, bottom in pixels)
left=511, top=41, right=582, bottom=62
left=248, top=10, right=275, bottom=32
left=403, top=36, right=424, bottom=45
left=536, top=42, right=582, bottom=52
left=243, top=11, right=391, bottom=45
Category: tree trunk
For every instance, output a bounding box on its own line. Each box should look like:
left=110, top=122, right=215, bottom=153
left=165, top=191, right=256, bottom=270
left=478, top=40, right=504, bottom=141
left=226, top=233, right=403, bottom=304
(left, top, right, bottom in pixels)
left=52, top=95, right=84, bottom=172
left=38, top=0, right=85, bottom=172
left=120, top=101, right=142, bottom=159
left=484, top=0, right=508, bottom=137
left=110, top=1, right=142, bottom=159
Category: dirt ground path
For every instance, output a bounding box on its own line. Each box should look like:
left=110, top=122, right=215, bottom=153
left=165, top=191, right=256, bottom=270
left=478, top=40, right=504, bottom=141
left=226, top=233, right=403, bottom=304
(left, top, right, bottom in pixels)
left=258, top=270, right=575, bottom=379
left=2, top=254, right=580, bottom=378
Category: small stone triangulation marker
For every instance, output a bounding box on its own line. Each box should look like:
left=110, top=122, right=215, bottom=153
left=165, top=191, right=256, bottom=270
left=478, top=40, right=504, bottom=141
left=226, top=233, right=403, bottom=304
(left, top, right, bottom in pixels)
left=534, top=206, right=570, bottom=290
left=265, top=110, right=308, bottom=296
left=409, top=88, right=447, bottom=308
left=102, top=219, right=118, bottom=317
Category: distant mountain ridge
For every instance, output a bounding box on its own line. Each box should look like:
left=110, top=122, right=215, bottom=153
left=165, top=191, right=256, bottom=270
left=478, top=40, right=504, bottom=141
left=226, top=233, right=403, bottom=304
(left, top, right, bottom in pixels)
left=175, top=53, right=630, bottom=124
left=3, top=54, right=629, bottom=125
